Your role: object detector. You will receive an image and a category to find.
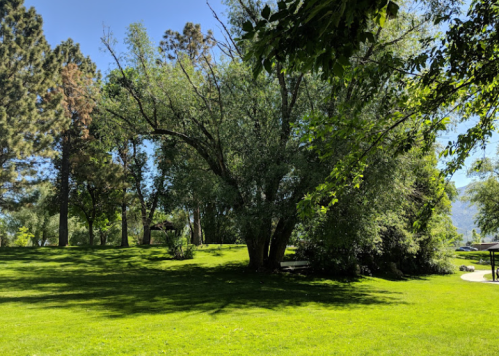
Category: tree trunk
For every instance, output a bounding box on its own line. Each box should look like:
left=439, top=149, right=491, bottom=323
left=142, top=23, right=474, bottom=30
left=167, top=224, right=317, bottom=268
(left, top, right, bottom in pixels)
left=192, top=205, right=202, bottom=246
left=40, top=231, right=46, bottom=247
left=246, top=237, right=266, bottom=271
left=241, top=214, right=274, bottom=270
left=100, top=231, right=107, bottom=246
left=121, top=187, right=129, bottom=247
left=88, top=220, right=94, bottom=246
left=262, top=216, right=272, bottom=262
left=58, top=131, right=70, bottom=246
left=143, top=223, right=151, bottom=245
left=266, top=217, right=297, bottom=270
left=187, top=214, right=193, bottom=244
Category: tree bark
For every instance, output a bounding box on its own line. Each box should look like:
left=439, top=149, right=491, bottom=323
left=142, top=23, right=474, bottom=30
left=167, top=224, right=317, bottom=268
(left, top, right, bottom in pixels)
left=88, top=220, right=94, bottom=246
left=262, top=216, right=272, bottom=262
left=192, top=205, right=202, bottom=246
left=187, top=214, right=193, bottom=243
left=99, top=231, right=107, bottom=246
left=246, top=237, right=265, bottom=271
left=121, top=187, right=129, bottom=247
left=266, top=216, right=297, bottom=270
left=143, top=223, right=151, bottom=245
left=41, top=230, right=47, bottom=247
left=58, top=131, right=70, bottom=246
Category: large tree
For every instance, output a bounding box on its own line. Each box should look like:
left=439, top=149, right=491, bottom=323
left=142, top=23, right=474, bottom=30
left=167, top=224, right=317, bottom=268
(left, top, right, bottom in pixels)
left=53, top=39, right=98, bottom=246
left=102, top=22, right=330, bottom=269
left=0, top=0, right=64, bottom=209
left=240, top=0, right=480, bottom=219
left=101, top=0, right=447, bottom=269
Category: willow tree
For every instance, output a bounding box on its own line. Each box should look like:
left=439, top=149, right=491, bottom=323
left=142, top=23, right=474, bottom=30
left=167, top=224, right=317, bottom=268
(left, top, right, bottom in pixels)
left=103, top=0, right=448, bottom=268
left=0, top=0, right=63, bottom=209
left=102, top=22, right=329, bottom=269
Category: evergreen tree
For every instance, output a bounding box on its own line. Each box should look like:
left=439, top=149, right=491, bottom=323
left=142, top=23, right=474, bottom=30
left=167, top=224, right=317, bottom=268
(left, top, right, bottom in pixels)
left=0, top=0, right=64, bottom=209
left=52, top=39, right=98, bottom=246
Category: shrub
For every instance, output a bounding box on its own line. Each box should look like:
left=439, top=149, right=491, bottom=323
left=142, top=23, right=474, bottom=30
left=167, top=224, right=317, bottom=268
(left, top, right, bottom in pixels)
left=183, top=244, right=196, bottom=259
left=13, top=226, right=33, bottom=247
left=164, top=231, right=195, bottom=260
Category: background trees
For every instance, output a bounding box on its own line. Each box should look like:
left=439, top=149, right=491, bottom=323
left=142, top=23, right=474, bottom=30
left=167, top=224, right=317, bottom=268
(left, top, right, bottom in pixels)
left=68, top=142, right=122, bottom=246
left=6, top=183, right=59, bottom=247
left=465, top=156, right=499, bottom=238
left=0, top=0, right=487, bottom=278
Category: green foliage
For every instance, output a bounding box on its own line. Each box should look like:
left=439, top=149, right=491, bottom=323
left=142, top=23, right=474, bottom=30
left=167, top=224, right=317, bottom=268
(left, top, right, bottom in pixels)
left=417, top=0, right=499, bottom=182
left=13, top=226, right=32, bottom=247
left=241, top=0, right=401, bottom=78
left=464, top=154, right=499, bottom=237
left=0, top=217, right=9, bottom=247
left=237, top=0, right=486, bottom=231
left=0, top=0, right=65, bottom=208
left=468, top=177, right=499, bottom=236
left=68, top=139, right=124, bottom=245
left=101, top=20, right=335, bottom=268
left=295, top=146, right=456, bottom=275
left=471, top=229, right=482, bottom=245
left=6, top=183, right=59, bottom=246
left=430, top=214, right=462, bottom=248
left=164, top=231, right=195, bottom=260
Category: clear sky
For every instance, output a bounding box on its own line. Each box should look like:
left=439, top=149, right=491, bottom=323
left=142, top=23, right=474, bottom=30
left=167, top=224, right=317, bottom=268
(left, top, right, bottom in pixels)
left=23, top=0, right=228, bottom=76
left=23, top=0, right=497, bottom=188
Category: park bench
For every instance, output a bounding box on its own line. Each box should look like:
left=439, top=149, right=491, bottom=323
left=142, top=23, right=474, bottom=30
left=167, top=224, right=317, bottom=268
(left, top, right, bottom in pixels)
left=280, top=260, right=310, bottom=271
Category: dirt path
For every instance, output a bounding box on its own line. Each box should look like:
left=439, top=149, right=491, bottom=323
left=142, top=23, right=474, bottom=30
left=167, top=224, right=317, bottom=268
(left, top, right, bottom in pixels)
left=461, top=269, right=499, bottom=284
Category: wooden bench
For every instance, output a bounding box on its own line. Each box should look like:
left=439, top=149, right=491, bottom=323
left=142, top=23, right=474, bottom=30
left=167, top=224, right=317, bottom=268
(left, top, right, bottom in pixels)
left=280, top=261, right=310, bottom=271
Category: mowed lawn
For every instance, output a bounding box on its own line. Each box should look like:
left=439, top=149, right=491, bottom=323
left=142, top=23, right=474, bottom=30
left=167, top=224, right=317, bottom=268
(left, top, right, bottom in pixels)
left=0, top=246, right=498, bottom=356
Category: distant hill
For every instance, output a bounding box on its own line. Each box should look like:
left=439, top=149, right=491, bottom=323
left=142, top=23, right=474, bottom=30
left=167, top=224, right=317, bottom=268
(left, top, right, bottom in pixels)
left=451, top=185, right=479, bottom=240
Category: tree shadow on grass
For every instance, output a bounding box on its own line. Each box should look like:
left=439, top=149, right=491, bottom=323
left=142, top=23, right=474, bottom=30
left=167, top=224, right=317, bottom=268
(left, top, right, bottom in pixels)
left=0, top=247, right=405, bottom=319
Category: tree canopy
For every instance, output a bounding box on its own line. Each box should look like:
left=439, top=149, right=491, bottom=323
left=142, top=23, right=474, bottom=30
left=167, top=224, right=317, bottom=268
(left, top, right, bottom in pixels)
left=0, top=0, right=486, bottom=276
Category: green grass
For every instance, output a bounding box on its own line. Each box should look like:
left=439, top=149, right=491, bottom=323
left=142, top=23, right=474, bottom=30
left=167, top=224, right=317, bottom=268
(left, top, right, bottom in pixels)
left=452, top=250, right=494, bottom=270
left=1, top=246, right=499, bottom=355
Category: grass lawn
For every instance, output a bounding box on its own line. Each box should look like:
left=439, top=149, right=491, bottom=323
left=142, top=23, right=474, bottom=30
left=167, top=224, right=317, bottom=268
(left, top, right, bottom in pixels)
left=0, top=246, right=498, bottom=355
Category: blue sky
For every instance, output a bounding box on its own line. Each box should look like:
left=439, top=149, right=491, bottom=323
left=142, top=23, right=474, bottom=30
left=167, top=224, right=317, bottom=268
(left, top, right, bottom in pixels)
left=23, top=0, right=497, bottom=188
left=23, top=0, right=228, bottom=75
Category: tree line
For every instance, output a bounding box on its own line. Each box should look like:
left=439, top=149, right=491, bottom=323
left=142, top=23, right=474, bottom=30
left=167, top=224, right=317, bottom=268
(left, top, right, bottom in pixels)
left=2, top=0, right=498, bottom=274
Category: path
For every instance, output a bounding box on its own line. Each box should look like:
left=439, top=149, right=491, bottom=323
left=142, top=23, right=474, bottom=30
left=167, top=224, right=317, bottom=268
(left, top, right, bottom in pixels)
left=461, top=269, right=499, bottom=284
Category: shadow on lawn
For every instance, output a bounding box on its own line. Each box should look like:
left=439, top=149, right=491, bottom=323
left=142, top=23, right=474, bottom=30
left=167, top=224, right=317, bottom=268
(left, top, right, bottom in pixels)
left=0, top=247, right=405, bottom=318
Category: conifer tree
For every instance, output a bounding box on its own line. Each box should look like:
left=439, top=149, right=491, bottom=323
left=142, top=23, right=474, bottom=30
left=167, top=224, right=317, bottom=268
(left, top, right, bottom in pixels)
left=52, top=40, right=98, bottom=246
left=0, top=0, right=64, bottom=209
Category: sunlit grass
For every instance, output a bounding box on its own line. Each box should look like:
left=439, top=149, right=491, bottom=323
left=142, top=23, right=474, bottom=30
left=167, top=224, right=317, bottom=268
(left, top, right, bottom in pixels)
left=452, top=250, right=493, bottom=270
left=0, top=247, right=498, bottom=355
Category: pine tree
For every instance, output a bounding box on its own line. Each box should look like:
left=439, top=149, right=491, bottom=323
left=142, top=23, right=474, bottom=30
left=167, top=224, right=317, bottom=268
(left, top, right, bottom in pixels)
left=0, top=0, right=64, bottom=209
left=52, top=39, right=98, bottom=246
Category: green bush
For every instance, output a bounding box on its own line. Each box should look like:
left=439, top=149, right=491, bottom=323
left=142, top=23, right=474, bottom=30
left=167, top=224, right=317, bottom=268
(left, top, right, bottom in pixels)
left=164, top=231, right=195, bottom=260
left=13, top=226, right=33, bottom=247
left=183, top=244, right=196, bottom=259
